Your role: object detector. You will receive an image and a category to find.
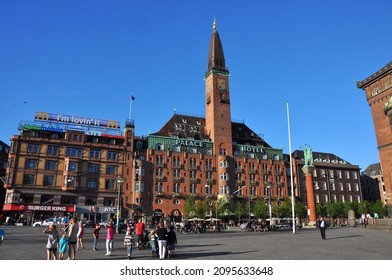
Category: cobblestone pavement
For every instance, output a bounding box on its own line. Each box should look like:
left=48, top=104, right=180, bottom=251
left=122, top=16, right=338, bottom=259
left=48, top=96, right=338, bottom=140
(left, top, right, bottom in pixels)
left=0, top=225, right=392, bottom=260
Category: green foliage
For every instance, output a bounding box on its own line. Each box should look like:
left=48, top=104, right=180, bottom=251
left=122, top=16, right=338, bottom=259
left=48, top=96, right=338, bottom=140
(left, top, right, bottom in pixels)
left=252, top=200, right=269, bottom=220
left=184, top=196, right=196, bottom=218
left=294, top=202, right=307, bottom=219
left=234, top=201, right=247, bottom=221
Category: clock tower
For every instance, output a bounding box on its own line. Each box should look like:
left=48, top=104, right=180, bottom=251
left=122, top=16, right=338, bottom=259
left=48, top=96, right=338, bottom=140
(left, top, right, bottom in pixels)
left=205, top=19, right=233, bottom=156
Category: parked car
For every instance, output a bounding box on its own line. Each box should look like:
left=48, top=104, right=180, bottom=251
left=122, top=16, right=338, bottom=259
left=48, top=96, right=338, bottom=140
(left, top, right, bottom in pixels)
left=33, top=218, right=55, bottom=227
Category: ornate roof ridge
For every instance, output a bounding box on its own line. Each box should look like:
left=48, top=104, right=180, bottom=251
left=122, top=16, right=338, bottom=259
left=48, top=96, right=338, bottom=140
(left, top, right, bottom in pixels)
left=357, top=61, right=392, bottom=88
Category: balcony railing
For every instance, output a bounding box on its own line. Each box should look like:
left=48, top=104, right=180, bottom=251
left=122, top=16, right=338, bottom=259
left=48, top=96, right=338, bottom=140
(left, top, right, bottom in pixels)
left=206, top=178, right=214, bottom=184
left=190, top=178, right=198, bottom=184
left=155, top=192, right=164, bottom=197
left=173, top=177, right=182, bottom=183
left=172, top=192, right=182, bottom=198
left=155, top=176, right=165, bottom=182
left=236, top=180, right=245, bottom=186
left=250, top=180, right=258, bottom=186
left=235, top=168, right=244, bottom=174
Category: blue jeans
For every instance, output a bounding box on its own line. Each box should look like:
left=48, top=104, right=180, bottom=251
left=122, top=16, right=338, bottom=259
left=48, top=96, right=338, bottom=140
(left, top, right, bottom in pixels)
left=93, top=238, right=98, bottom=249
left=126, top=245, right=132, bottom=255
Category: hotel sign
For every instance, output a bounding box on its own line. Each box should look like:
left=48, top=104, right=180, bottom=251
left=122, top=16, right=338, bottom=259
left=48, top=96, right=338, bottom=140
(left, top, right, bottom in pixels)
left=238, top=145, right=263, bottom=153
left=35, top=112, right=120, bottom=129
left=175, top=139, right=204, bottom=147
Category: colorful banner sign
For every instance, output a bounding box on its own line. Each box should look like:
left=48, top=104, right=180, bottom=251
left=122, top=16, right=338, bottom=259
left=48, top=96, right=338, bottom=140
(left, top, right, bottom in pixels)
left=34, top=112, right=121, bottom=129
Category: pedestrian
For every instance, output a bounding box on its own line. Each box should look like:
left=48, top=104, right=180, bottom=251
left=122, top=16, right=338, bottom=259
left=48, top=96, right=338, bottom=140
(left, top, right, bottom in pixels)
left=149, top=229, right=158, bottom=258
left=58, top=233, right=69, bottom=260
left=318, top=216, right=327, bottom=240
left=105, top=221, right=115, bottom=256
left=67, top=218, right=78, bottom=260
left=77, top=221, right=85, bottom=250
left=123, top=227, right=134, bottom=260
left=135, top=218, right=145, bottom=249
left=93, top=223, right=100, bottom=251
left=157, top=222, right=168, bottom=260
left=167, top=225, right=177, bottom=258
left=43, top=224, right=59, bottom=260
left=364, top=214, right=369, bottom=229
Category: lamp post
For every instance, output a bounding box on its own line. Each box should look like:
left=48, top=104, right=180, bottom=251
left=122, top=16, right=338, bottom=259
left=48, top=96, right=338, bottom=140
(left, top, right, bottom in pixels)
left=266, top=184, right=274, bottom=227
left=116, top=176, right=126, bottom=234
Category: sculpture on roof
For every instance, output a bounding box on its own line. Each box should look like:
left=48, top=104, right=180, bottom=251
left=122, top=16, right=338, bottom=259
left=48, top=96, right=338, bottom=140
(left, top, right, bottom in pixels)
left=303, top=144, right=313, bottom=167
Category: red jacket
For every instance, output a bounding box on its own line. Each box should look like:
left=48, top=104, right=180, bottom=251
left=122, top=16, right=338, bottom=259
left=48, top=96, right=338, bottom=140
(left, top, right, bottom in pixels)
left=135, top=222, right=145, bottom=235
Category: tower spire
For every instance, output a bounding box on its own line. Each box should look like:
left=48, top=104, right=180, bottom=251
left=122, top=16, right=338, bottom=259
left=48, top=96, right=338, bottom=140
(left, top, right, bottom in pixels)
left=206, top=18, right=228, bottom=76
left=213, top=18, right=217, bottom=31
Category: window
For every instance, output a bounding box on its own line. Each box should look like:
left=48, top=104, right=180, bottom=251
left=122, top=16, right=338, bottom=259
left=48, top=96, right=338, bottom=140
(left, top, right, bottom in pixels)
left=345, top=171, right=350, bottom=179
left=339, top=183, right=344, bottom=191
left=87, top=178, right=99, bottom=189
left=190, top=184, right=197, bottom=194
left=220, top=185, right=229, bottom=194
left=219, top=147, right=227, bottom=155
left=85, top=197, right=97, bottom=206
left=66, top=147, right=83, bottom=157
left=353, top=172, right=358, bottom=180
left=104, top=198, right=115, bottom=206
left=135, top=182, right=144, bottom=192
left=27, top=144, right=39, bottom=154
left=25, top=159, right=38, bottom=169
left=88, top=163, right=101, bottom=174
left=47, top=145, right=59, bottom=156
left=354, top=183, right=359, bottom=192
left=106, top=165, right=117, bottom=175
left=155, top=182, right=163, bottom=193
left=172, top=145, right=181, bottom=152
left=205, top=185, right=212, bottom=195
left=105, top=179, right=115, bottom=190
left=23, top=174, right=35, bottom=185
left=331, top=195, right=337, bottom=202
left=156, top=168, right=163, bottom=177
left=45, top=160, right=57, bottom=170
left=220, top=160, right=228, bottom=168
left=220, top=173, right=229, bottom=181
left=173, top=184, right=181, bottom=193
left=68, top=161, right=78, bottom=171
left=89, top=149, right=100, bottom=159
left=346, top=183, right=352, bottom=192
left=315, top=194, right=319, bottom=203
left=40, top=195, right=54, bottom=204
left=43, top=175, right=55, bottom=186
left=107, top=151, right=118, bottom=160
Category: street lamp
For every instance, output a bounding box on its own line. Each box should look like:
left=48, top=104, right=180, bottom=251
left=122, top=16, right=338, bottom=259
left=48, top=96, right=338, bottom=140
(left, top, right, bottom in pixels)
left=232, top=186, right=250, bottom=221
left=116, top=176, right=126, bottom=234
left=266, top=184, right=274, bottom=227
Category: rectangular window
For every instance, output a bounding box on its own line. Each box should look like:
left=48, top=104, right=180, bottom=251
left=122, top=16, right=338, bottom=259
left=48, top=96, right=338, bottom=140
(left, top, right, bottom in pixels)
left=190, top=184, right=197, bottom=194
left=87, top=178, right=99, bottom=189
left=66, top=147, right=83, bottom=157
left=220, top=186, right=229, bottom=194
left=135, top=182, right=144, bottom=192
left=173, top=184, right=181, bottom=193
left=353, top=172, right=358, bottom=180
left=105, top=179, right=115, bottom=190
left=45, top=160, right=57, bottom=170
left=47, top=145, right=59, bottom=156
left=68, top=161, right=78, bottom=171
left=89, top=149, right=100, bottom=159
left=220, top=173, right=229, bottom=181
left=27, top=144, right=40, bottom=154
left=106, top=165, right=117, bottom=175
left=23, top=174, right=35, bottom=185
left=25, top=159, right=38, bottom=169
left=43, top=175, right=55, bottom=186
left=107, top=151, right=118, bottom=161
left=346, top=183, right=352, bottom=192
left=88, top=163, right=101, bottom=173
left=104, top=198, right=115, bottom=206
left=155, top=182, right=163, bottom=193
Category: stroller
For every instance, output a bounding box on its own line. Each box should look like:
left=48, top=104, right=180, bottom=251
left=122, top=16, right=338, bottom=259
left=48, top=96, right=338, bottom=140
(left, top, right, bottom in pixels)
left=137, top=229, right=150, bottom=249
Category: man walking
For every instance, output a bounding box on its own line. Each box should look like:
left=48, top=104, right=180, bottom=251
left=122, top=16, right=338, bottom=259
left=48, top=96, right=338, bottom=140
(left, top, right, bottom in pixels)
left=319, top=216, right=327, bottom=240
left=135, top=218, right=145, bottom=249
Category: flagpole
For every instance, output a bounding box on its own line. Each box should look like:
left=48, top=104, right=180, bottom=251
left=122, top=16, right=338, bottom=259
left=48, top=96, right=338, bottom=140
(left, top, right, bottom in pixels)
left=129, top=94, right=133, bottom=120
left=287, top=101, right=296, bottom=234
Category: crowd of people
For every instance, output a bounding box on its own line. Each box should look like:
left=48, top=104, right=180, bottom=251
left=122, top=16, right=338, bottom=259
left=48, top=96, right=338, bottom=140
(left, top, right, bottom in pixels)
left=41, top=217, right=178, bottom=260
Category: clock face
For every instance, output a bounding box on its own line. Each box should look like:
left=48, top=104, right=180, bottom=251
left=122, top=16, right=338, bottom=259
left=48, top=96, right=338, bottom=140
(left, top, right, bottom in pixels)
left=217, top=78, right=226, bottom=90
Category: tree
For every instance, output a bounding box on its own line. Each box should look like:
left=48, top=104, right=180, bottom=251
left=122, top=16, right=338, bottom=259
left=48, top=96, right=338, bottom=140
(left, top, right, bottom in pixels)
left=184, top=196, right=196, bottom=218
left=252, top=199, right=269, bottom=220
left=195, top=199, right=209, bottom=219
left=233, top=201, right=246, bottom=222
left=316, top=203, right=327, bottom=218
left=294, top=201, right=307, bottom=221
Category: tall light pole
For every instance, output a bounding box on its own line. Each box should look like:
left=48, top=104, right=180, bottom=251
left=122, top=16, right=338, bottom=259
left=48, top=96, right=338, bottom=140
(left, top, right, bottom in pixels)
left=266, top=184, right=274, bottom=227
left=116, top=176, right=126, bottom=234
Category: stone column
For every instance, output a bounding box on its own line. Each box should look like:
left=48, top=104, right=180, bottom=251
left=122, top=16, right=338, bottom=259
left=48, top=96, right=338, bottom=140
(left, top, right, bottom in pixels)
left=302, top=165, right=317, bottom=226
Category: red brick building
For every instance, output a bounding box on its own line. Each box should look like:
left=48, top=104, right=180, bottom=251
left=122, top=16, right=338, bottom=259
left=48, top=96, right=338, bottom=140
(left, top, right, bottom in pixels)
left=357, top=61, right=392, bottom=216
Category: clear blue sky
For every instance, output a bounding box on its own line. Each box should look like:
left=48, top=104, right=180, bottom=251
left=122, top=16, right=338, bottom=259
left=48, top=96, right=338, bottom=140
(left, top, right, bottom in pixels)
left=1, top=0, right=391, bottom=171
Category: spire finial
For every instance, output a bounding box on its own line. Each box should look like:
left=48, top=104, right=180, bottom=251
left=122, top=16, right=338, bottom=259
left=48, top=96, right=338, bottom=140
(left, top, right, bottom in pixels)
left=213, top=18, right=217, bottom=31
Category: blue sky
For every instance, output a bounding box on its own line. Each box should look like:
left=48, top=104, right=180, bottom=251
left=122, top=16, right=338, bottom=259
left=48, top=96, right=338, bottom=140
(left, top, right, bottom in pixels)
left=1, top=0, right=391, bottom=171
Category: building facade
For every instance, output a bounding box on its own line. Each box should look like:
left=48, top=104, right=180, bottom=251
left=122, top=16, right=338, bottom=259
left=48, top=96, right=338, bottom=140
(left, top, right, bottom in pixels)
left=361, top=163, right=383, bottom=203
left=357, top=61, right=392, bottom=216
left=126, top=20, right=287, bottom=225
left=0, top=140, right=10, bottom=217
left=291, top=150, right=362, bottom=206
left=2, top=112, right=130, bottom=224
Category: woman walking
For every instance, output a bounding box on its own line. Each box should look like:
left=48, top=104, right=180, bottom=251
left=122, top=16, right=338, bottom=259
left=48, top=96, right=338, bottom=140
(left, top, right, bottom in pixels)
left=156, top=222, right=168, bottom=260
left=77, top=221, right=84, bottom=250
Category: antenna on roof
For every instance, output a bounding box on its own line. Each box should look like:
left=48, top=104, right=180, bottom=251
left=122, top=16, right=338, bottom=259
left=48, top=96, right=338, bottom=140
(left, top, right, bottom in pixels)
left=174, top=107, right=176, bottom=115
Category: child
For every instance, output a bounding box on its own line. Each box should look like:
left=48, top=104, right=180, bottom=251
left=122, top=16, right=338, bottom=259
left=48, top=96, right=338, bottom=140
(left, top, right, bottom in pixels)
left=123, top=228, right=134, bottom=260
left=167, top=225, right=177, bottom=259
left=58, top=233, right=69, bottom=260
left=149, top=229, right=158, bottom=258
left=93, top=223, right=100, bottom=251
